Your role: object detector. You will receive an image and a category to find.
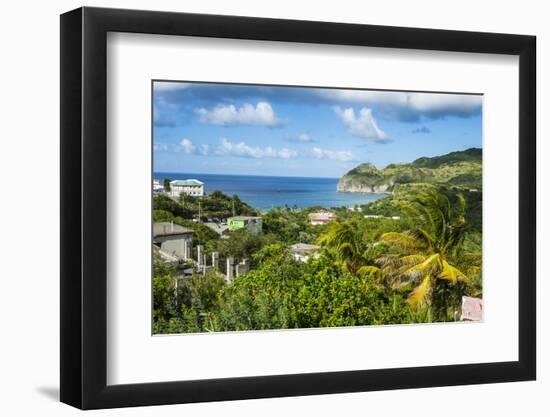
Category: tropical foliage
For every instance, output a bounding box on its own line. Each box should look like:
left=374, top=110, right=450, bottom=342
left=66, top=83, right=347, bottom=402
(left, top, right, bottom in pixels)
left=152, top=184, right=482, bottom=334
left=376, top=188, right=472, bottom=320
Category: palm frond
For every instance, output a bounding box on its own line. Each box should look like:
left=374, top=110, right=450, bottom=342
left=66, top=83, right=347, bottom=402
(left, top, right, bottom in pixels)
left=380, top=231, right=424, bottom=252
left=396, top=254, right=427, bottom=267
left=402, top=253, right=441, bottom=279
left=357, top=265, right=381, bottom=279
left=408, top=228, right=435, bottom=250
left=439, top=260, right=469, bottom=283
left=375, top=254, right=401, bottom=269
left=408, top=274, right=433, bottom=310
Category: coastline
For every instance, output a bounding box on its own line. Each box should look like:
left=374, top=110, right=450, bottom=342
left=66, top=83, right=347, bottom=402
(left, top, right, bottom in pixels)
left=153, top=172, right=387, bottom=210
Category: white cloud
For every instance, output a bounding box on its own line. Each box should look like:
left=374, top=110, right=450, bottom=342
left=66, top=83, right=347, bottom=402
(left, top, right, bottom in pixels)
left=406, top=94, right=481, bottom=114
left=199, top=144, right=210, bottom=156
left=155, top=138, right=210, bottom=155
left=196, top=102, right=281, bottom=127
left=320, top=90, right=407, bottom=106
left=153, top=138, right=296, bottom=159
left=179, top=138, right=196, bottom=154
left=153, top=82, right=191, bottom=92
left=311, top=147, right=356, bottom=162
left=334, top=106, right=388, bottom=141
left=286, top=132, right=315, bottom=143
left=216, top=138, right=297, bottom=159
left=322, top=90, right=481, bottom=121
left=153, top=143, right=169, bottom=152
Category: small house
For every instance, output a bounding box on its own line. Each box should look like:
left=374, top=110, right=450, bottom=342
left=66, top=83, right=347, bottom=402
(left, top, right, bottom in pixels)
left=290, top=243, right=320, bottom=263
left=153, top=222, right=193, bottom=260
left=227, top=216, right=263, bottom=234
left=309, top=210, right=336, bottom=225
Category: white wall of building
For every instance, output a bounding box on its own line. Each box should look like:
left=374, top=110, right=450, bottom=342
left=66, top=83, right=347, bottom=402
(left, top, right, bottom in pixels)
left=170, top=184, right=204, bottom=197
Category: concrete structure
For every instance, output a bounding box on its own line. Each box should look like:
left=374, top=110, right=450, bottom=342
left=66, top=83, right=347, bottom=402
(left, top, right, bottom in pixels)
left=225, top=257, right=234, bottom=283
left=169, top=179, right=204, bottom=197
left=153, top=222, right=193, bottom=260
left=196, top=245, right=210, bottom=275
left=197, top=245, right=204, bottom=267
left=309, top=210, right=336, bottom=225
left=153, top=179, right=164, bottom=193
left=227, top=216, right=263, bottom=234
left=212, top=252, right=219, bottom=270
left=461, top=296, right=483, bottom=321
left=236, top=259, right=250, bottom=276
left=290, top=243, right=320, bottom=263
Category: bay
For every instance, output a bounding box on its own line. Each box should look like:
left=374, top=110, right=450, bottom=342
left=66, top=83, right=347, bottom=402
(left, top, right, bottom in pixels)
left=155, top=172, right=386, bottom=211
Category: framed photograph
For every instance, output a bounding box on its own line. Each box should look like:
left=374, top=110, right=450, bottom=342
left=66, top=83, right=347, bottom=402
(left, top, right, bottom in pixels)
left=60, top=7, right=536, bottom=409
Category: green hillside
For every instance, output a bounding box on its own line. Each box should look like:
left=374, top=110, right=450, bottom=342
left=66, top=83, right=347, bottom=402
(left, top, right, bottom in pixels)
left=411, top=147, right=482, bottom=168
left=337, top=148, right=482, bottom=192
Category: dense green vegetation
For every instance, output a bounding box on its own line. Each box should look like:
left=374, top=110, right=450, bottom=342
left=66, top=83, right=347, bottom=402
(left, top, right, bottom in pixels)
left=361, top=183, right=482, bottom=231
left=154, top=243, right=428, bottom=334
left=153, top=181, right=482, bottom=334
left=155, top=190, right=258, bottom=222
left=338, top=148, right=482, bottom=191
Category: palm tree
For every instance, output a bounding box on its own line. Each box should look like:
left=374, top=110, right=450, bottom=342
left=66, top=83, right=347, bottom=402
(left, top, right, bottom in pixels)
left=317, top=221, right=365, bottom=275
left=378, top=187, right=470, bottom=318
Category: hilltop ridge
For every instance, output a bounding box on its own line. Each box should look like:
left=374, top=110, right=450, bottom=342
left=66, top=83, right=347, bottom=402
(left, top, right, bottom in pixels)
left=337, top=148, right=482, bottom=193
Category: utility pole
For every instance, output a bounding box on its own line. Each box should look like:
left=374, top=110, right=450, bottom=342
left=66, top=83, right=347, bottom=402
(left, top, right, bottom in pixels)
left=198, top=201, right=201, bottom=223
left=232, top=199, right=236, bottom=217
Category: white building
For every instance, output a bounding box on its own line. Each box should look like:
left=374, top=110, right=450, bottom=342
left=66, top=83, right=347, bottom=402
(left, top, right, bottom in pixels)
left=169, top=179, right=204, bottom=197
left=364, top=214, right=401, bottom=220
left=309, top=210, right=336, bottom=225
left=153, top=179, right=164, bottom=193
left=290, top=243, right=320, bottom=263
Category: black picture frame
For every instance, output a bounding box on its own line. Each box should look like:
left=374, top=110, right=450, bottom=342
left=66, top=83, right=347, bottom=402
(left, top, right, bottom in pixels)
left=60, top=6, right=536, bottom=410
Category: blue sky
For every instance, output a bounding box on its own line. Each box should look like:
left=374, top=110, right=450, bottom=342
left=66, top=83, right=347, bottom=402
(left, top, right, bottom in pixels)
left=153, top=81, right=482, bottom=178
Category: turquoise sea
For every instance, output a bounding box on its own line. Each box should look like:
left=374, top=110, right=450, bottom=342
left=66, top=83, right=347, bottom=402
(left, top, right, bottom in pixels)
left=155, top=172, right=386, bottom=211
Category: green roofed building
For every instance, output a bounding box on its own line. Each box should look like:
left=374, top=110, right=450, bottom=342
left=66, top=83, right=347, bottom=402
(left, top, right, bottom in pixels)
left=227, top=216, right=263, bottom=235
left=169, top=179, right=204, bottom=197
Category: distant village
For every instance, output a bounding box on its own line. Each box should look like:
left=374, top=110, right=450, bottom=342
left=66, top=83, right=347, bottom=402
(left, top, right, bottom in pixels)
left=152, top=177, right=335, bottom=283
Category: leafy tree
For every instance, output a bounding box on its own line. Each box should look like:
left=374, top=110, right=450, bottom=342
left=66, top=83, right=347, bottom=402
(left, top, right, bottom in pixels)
left=213, top=252, right=415, bottom=331
left=153, top=272, right=175, bottom=321
left=212, top=229, right=278, bottom=267
left=377, top=187, right=471, bottom=320
left=163, top=178, right=171, bottom=192
left=262, top=207, right=323, bottom=244
left=153, top=194, right=192, bottom=218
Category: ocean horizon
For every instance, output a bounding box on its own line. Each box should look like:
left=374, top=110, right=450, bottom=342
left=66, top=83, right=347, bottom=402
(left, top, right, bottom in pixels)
left=155, top=172, right=386, bottom=211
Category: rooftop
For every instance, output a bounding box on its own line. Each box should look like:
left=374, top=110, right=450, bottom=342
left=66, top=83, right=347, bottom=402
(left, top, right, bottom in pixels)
left=309, top=211, right=336, bottom=219
left=153, top=222, right=194, bottom=237
left=170, top=179, right=204, bottom=186
left=290, top=243, right=319, bottom=254
left=229, top=216, right=262, bottom=221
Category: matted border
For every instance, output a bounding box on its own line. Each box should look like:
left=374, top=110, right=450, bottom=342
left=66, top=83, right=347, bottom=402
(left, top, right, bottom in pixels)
left=60, top=6, right=536, bottom=409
